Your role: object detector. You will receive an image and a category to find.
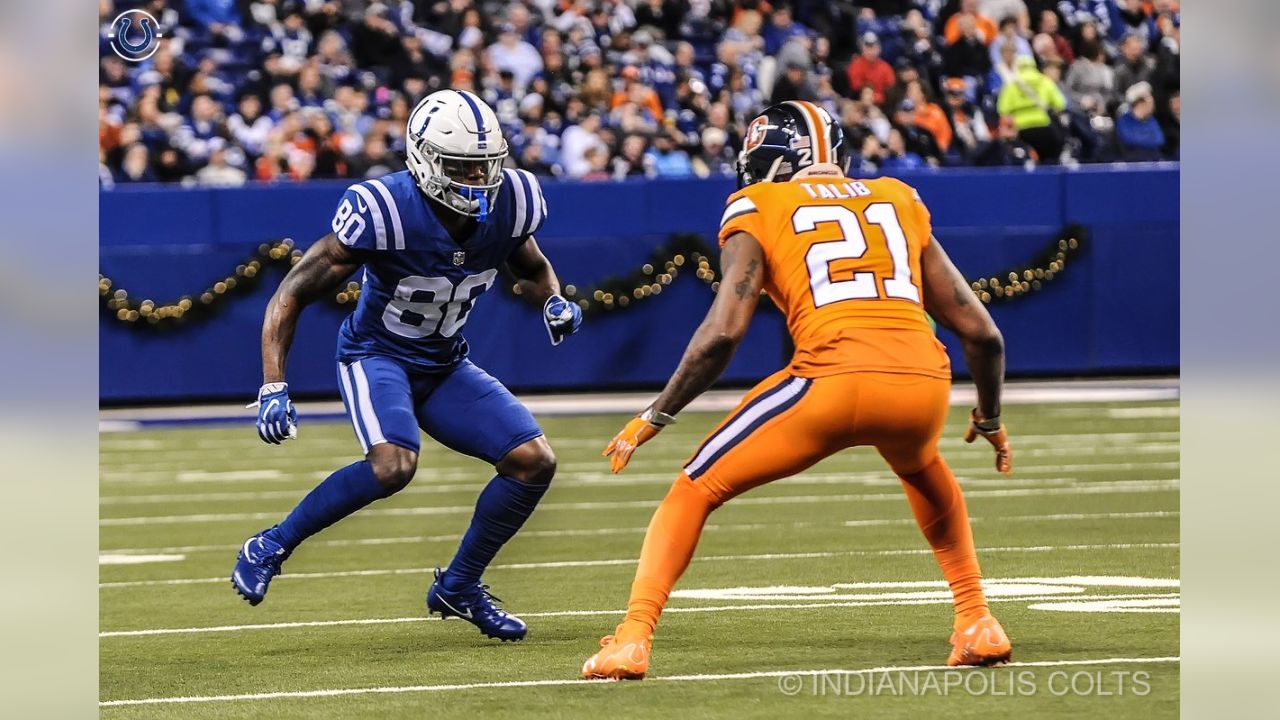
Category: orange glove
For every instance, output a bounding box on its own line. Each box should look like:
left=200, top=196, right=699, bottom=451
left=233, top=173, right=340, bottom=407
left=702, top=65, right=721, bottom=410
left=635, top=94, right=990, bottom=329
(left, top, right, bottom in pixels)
left=602, top=407, right=677, bottom=474
left=964, top=409, right=1012, bottom=475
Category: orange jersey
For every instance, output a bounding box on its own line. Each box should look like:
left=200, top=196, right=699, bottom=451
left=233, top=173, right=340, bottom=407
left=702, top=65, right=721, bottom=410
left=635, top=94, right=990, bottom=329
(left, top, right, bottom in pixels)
left=718, top=175, right=950, bottom=379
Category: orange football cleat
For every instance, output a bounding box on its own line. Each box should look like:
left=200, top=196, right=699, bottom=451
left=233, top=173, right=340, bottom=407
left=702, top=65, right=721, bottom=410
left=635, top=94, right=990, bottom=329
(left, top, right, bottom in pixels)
left=947, top=615, right=1012, bottom=667
left=581, top=628, right=652, bottom=680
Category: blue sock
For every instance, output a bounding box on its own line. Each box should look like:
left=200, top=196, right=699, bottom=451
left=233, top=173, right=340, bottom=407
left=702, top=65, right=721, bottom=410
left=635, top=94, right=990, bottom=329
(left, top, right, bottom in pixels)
left=441, top=475, right=549, bottom=592
left=266, top=460, right=387, bottom=551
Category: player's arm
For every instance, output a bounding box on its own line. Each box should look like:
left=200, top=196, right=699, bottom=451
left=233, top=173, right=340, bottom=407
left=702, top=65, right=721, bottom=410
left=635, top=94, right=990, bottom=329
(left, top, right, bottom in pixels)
left=920, top=236, right=1012, bottom=474
left=507, top=236, right=582, bottom=345
left=603, top=231, right=765, bottom=472
left=253, top=234, right=363, bottom=444
left=262, top=233, right=363, bottom=383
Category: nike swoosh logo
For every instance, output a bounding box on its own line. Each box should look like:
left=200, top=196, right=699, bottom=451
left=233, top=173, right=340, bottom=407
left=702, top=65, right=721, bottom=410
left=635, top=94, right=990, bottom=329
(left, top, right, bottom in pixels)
left=356, top=197, right=367, bottom=213
left=436, top=595, right=473, bottom=620
left=241, top=539, right=257, bottom=563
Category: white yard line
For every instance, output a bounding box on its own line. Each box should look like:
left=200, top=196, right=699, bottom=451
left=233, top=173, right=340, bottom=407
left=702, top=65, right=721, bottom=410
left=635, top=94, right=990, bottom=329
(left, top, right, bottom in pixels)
left=101, top=511, right=1178, bottom=556
left=100, top=592, right=1179, bottom=639
left=98, top=655, right=1180, bottom=706
left=98, top=542, right=1178, bottom=589
left=97, top=480, right=1181, bottom=527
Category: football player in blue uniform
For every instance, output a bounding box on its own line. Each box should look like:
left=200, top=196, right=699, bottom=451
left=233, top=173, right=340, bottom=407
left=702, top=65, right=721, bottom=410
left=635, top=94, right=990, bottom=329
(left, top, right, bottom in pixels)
left=232, top=89, right=582, bottom=642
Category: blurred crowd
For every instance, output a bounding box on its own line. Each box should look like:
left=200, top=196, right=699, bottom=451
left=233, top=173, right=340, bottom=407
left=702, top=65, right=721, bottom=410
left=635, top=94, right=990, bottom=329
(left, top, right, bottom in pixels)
left=98, top=0, right=1181, bottom=188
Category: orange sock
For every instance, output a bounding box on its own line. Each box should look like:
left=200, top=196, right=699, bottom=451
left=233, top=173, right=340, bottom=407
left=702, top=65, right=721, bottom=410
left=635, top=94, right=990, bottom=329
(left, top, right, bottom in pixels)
left=897, top=455, right=989, bottom=629
left=620, top=475, right=720, bottom=637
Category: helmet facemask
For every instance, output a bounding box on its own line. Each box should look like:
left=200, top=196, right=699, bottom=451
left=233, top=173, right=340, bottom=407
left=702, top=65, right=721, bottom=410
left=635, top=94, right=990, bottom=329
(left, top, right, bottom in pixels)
left=408, top=136, right=507, bottom=223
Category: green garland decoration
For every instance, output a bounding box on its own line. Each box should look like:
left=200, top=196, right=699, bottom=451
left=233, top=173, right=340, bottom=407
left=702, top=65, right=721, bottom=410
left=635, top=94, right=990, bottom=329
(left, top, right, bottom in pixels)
left=969, top=224, right=1087, bottom=304
left=99, top=226, right=1086, bottom=330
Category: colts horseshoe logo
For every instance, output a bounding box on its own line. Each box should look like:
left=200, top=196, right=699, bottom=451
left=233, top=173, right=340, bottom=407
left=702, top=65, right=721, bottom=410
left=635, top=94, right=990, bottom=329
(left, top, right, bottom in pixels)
left=107, top=10, right=164, bottom=62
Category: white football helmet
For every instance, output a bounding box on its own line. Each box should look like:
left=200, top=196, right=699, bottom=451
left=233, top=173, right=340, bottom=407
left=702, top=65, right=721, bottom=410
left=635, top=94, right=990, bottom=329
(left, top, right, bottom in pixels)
left=405, top=89, right=508, bottom=221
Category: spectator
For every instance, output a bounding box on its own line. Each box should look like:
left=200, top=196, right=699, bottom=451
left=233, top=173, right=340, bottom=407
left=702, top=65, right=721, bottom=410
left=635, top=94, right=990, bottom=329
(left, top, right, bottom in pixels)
left=1056, top=1, right=1113, bottom=39
left=1037, top=9, right=1075, bottom=63
left=847, top=33, right=895, bottom=106
left=989, top=16, right=1033, bottom=66
left=997, top=55, right=1067, bottom=162
left=646, top=131, right=694, bottom=177
left=117, top=143, right=156, bottom=183
left=942, top=78, right=993, bottom=162
left=881, top=128, right=927, bottom=171
left=763, top=4, right=808, bottom=57
left=489, top=23, right=544, bottom=90
left=227, top=93, right=273, bottom=156
left=943, top=14, right=993, bottom=79
left=347, top=132, right=403, bottom=178
left=1115, top=81, right=1165, bottom=161
left=1064, top=40, right=1116, bottom=113
left=613, top=133, right=654, bottom=178
left=770, top=60, right=816, bottom=104
left=1111, top=0, right=1154, bottom=44
left=693, top=126, right=736, bottom=177
left=1114, top=33, right=1154, bottom=99
left=944, top=0, right=999, bottom=46
left=195, top=140, right=247, bottom=187
left=976, top=115, right=1036, bottom=166
left=901, top=80, right=953, bottom=153
left=560, top=112, right=606, bottom=178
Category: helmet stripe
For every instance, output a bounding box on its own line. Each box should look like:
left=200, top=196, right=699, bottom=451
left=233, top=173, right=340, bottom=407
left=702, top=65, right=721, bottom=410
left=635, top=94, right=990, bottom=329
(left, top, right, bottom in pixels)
left=456, top=90, right=491, bottom=149
left=788, top=101, right=829, bottom=164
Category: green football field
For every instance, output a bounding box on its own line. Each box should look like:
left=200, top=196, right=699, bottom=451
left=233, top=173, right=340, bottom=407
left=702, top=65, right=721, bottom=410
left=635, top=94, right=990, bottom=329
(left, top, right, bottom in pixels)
left=99, top=398, right=1179, bottom=718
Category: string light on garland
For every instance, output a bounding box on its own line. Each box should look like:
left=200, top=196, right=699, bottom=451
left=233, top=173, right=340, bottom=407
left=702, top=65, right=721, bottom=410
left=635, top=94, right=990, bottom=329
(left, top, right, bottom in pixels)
left=101, top=238, right=305, bottom=329
left=968, top=224, right=1087, bottom=304
left=102, top=226, right=1088, bottom=331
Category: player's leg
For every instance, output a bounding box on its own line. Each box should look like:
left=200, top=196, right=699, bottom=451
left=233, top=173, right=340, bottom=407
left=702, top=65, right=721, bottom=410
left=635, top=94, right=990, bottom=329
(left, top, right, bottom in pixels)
left=585, top=373, right=842, bottom=679
left=864, top=372, right=1010, bottom=665
left=417, top=360, right=551, bottom=640
left=231, top=357, right=420, bottom=605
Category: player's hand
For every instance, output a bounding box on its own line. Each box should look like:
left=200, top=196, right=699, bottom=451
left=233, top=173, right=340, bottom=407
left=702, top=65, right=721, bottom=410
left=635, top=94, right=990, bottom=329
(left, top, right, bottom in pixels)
left=248, top=382, right=298, bottom=445
left=544, top=294, right=582, bottom=346
left=963, top=409, right=1011, bottom=475
left=602, top=407, right=676, bottom=474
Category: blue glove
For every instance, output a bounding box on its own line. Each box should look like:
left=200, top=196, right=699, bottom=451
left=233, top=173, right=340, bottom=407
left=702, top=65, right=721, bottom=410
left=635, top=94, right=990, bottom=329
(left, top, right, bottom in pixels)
left=543, top=294, right=582, bottom=346
left=249, top=382, right=298, bottom=444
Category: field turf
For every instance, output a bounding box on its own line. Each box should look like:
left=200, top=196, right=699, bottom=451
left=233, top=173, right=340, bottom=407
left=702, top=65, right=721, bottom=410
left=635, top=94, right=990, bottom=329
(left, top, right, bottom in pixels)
left=100, top=399, right=1179, bottom=718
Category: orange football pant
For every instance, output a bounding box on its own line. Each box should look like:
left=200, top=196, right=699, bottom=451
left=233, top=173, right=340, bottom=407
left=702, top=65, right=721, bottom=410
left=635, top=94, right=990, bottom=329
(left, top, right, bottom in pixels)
left=621, top=369, right=988, bottom=637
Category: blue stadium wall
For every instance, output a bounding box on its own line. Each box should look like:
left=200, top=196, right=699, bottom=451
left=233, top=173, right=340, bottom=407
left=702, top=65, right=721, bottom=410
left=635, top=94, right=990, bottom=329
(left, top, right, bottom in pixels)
left=100, top=165, right=1179, bottom=403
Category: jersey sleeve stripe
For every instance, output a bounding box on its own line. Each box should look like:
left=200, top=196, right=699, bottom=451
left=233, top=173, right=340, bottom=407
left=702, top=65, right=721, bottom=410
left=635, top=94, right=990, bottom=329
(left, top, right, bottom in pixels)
left=517, top=169, right=544, bottom=234
left=507, top=169, right=528, bottom=237
left=349, top=184, right=387, bottom=250
left=720, top=196, right=757, bottom=228
left=366, top=179, right=404, bottom=250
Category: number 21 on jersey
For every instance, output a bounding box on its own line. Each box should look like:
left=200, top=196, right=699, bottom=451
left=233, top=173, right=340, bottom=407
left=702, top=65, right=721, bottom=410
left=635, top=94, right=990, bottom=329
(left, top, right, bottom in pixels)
left=794, top=203, right=920, bottom=307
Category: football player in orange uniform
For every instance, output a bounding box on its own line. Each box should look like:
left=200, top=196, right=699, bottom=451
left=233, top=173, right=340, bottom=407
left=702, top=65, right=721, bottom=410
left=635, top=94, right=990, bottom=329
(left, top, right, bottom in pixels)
left=582, top=101, right=1013, bottom=680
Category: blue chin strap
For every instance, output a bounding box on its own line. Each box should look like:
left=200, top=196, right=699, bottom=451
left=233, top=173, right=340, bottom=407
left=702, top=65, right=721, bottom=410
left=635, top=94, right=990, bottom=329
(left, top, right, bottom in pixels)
left=455, top=185, right=490, bottom=223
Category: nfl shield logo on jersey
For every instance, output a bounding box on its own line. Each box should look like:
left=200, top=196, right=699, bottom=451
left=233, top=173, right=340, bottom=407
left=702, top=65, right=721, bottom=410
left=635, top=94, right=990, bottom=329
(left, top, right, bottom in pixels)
left=452, top=251, right=466, bottom=266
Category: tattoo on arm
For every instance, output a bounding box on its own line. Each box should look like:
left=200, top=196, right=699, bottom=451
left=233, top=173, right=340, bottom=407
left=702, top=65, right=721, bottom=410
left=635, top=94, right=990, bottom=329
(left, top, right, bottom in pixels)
left=735, top=259, right=759, bottom=300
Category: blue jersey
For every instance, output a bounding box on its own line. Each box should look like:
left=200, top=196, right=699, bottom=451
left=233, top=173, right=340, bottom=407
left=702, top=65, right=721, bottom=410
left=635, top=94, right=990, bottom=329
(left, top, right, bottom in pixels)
left=330, top=168, right=548, bottom=371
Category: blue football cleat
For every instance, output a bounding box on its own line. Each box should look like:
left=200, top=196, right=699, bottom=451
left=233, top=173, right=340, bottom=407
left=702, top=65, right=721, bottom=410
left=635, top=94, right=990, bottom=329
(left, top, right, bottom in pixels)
left=426, top=568, right=528, bottom=641
left=231, top=529, right=289, bottom=606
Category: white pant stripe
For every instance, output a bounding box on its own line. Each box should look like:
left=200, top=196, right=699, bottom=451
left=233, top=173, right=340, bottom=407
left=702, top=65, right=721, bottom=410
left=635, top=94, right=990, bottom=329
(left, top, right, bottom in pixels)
left=684, top=377, right=807, bottom=477
left=350, top=360, right=387, bottom=447
left=337, top=362, right=368, bottom=454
